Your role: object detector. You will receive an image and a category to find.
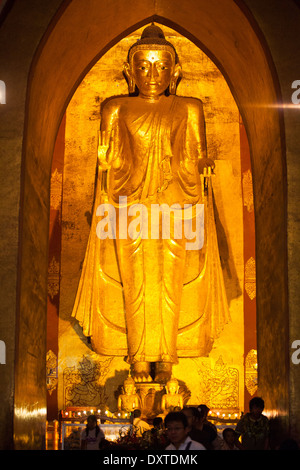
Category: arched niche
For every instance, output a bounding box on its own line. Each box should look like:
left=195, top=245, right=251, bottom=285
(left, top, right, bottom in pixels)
left=48, top=24, right=249, bottom=418
left=15, top=0, right=287, bottom=448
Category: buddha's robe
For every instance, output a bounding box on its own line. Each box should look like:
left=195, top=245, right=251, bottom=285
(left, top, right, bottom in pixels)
left=72, top=94, right=230, bottom=364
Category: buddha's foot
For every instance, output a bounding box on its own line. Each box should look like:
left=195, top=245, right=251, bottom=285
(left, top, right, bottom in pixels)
left=154, top=362, right=172, bottom=383
left=131, top=361, right=152, bottom=382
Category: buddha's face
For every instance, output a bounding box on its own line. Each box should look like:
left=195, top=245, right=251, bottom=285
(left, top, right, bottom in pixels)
left=124, top=383, right=135, bottom=395
left=130, top=49, right=175, bottom=99
left=167, top=381, right=178, bottom=394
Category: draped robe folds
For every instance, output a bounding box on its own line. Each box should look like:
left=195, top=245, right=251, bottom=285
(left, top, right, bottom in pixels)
left=71, top=94, right=230, bottom=364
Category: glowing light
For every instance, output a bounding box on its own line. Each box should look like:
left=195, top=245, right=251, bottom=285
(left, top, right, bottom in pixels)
left=15, top=406, right=47, bottom=420
left=250, top=102, right=300, bottom=109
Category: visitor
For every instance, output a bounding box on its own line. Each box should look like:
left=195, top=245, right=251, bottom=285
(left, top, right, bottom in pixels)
left=182, top=406, right=217, bottom=449
left=164, top=411, right=206, bottom=450
left=235, top=397, right=269, bottom=450
left=152, top=416, right=164, bottom=431
left=221, top=428, right=240, bottom=450
left=143, top=416, right=168, bottom=450
left=132, top=409, right=151, bottom=437
left=198, top=404, right=217, bottom=432
left=197, top=404, right=222, bottom=449
left=80, top=414, right=105, bottom=450
left=182, top=406, right=202, bottom=442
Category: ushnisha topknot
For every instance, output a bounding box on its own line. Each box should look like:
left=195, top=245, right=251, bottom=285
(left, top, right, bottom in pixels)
left=128, top=23, right=178, bottom=64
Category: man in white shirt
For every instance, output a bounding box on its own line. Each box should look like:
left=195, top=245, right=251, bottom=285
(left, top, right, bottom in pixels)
left=164, top=411, right=206, bottom=450
left=132, top=409, right=151, bottom=437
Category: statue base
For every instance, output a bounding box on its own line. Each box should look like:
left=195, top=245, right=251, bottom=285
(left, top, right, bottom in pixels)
left=135, top=382, right=165, bottom=419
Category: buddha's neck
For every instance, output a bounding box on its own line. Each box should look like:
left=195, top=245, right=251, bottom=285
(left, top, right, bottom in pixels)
left=138, top=93, right=166, bottom=103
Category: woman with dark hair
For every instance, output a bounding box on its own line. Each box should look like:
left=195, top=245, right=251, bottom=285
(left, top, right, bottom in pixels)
left=80, top=415, right=105, bottom=450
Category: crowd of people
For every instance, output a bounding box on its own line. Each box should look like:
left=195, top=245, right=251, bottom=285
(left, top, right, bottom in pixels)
left=79, top=397, right=299, bottom=451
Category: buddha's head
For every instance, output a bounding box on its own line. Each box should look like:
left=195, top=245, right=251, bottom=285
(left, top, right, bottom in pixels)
left=166, top=377, right=179, bottom=394
left=123, top=375, right=136, bottom=395
left=124, top=24, right=181, bottom=99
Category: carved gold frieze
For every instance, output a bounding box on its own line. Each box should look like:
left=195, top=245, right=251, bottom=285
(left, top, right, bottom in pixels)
left=245, top=349, right=258, bottom=396
left=245, top=256, right=256, bottom=300
left=48, top=256, right=60, bottom=299
left=63, top=356, right=113, bottom=408
left=196, top=356, right=239, bottom=410
left=50, top=168, right=63, bottom=210
left=242, top=169, right=254, bottom=213
left=46, top=349, right=58, bottom=395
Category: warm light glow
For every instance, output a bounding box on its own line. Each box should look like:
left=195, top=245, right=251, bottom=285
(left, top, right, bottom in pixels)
left=251, top=103, right=300, bottom=109
left=15, top=406, right=47, bottom=420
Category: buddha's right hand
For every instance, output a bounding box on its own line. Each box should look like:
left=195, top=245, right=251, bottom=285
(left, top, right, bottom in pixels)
left=97, top=129, right=114, bottom=170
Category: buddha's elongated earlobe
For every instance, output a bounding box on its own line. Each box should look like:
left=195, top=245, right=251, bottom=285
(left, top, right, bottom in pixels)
left=169, top=63, right=182, bottom=95
left=123, top=62, right=136, bottom=93
left=169, top=78, right=177, bottom=95
left=128, top=78, right=136, bottom=94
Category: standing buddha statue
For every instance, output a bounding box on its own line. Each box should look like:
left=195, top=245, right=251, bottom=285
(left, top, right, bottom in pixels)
left=72, top=24, right=230, bottom=383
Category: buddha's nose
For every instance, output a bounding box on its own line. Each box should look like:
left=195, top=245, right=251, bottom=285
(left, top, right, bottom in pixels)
left=148, top=64, right=159, bottom=80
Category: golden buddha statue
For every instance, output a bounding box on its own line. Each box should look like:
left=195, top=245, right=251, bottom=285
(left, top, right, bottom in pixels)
left=117, top=375, right=141, bottom=415
left=161, top=377, right=184, bottom=414
left=72, top=24, right=230, bottom=383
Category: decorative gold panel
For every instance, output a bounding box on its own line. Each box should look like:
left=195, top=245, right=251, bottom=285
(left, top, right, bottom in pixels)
left=242, top=169, right=254, bottom=213
left=245, top=256, right=256, bottom=300
left=196, top=356, right=239, bottom=410
left=48, top=256, right=60, bottom=299
left=46, top=350, right=58, bottom=395
left=245, top=349, right=258, bottom=396
left=50, top=168, right=63, bottom=210
left=63, top=356, right=113, bottom=408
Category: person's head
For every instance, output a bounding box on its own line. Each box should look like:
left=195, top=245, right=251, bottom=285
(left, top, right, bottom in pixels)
left=153, top=417, right=163, bottom=429
left=222, top=428, right=237, bottom=446
left=133, top=408, right=142, bottom=418
left=164, top=411, right=189, bottom=447
left=197, top=405, right=208, bottom=423
left=124, top=23, right=181, bottom=98
left=182, top=407, right=200, bottom=428
left=249, top=397, right=264, bottom=419
left=198, top=404, right=210, bottom=419
left=86, top=414, right=97, bottom=429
